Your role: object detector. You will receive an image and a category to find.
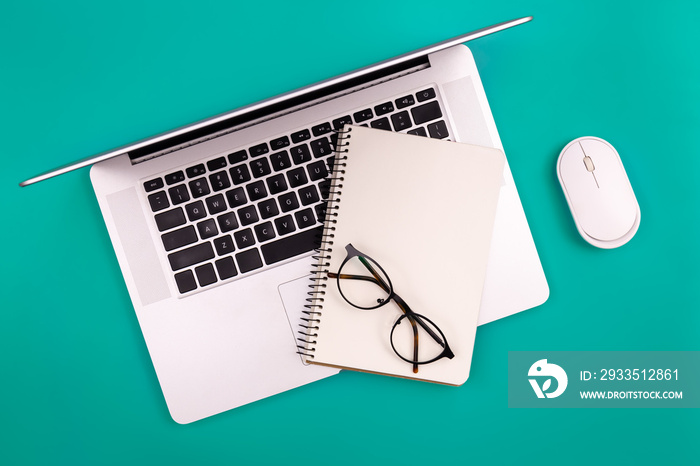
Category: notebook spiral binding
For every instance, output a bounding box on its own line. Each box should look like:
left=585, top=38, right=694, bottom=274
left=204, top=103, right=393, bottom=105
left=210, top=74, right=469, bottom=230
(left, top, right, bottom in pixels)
left=296, top=126, right=352, bottom=359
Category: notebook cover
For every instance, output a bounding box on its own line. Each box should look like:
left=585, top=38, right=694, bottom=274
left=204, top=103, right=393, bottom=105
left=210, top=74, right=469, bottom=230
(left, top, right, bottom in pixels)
left=303, top=125, right=504, bottom=385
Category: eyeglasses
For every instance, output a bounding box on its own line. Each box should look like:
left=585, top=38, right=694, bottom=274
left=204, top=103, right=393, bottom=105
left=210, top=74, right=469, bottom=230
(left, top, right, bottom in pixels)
left=327, top=243, right=454, bottom=373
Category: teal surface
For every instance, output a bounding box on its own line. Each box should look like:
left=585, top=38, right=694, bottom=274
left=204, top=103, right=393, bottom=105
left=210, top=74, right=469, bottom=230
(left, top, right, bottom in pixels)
left=2, top=1, right=698, bottom=464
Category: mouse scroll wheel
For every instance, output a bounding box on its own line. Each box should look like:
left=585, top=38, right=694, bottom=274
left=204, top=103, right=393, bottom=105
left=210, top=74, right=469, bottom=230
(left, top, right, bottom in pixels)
left=583, top=156, right=596, bottom=172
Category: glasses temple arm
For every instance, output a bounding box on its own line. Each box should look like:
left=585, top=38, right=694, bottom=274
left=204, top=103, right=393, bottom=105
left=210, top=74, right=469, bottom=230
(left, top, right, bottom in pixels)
left=358, top=256, right=391, bottom=292
left=327, top=272, right=391, bottom=294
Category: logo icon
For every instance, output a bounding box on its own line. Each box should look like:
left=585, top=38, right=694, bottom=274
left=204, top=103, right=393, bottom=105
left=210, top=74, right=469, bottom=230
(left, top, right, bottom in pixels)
left=528, top=359, right=568, bottom=398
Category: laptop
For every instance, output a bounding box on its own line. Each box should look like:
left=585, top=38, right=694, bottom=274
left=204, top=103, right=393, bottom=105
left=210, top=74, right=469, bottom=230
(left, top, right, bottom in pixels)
left=20, top=17, right=548, bottom=423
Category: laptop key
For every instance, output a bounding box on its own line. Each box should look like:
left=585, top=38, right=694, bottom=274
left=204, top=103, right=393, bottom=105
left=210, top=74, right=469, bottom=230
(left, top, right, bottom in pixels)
left=308, top=160, right=328, bottom=181
left=391, top=111, right=412, bottom=131
left=291, top=129, right=311, bottom=143
left=148, top=191, right=170, bottom=212
left=416, top=87, right=436, bottom=102
left=258, top=198, right=279, bottom=219
left=197, top=219, right=218, bottom=239
left=312, top=122, right=332, bottom=136
left=279, top=192, right=299, bottom=213
left=186, top=164, right=206, bottom=178
left=274, top=215, right=296, bottom=236
left=205, top=193, right=227, bottom=215
left=407, top=127, right=427, bottom=137
left=215, top=256, right=238, bottom=280
left=353, top=108, right=373, bottom=123
left=314, top=202, right=327, bottom=223
left=186, top=201, right=207, bottom=221
left=249, top=142, right=269, bottom=158
left=318, top=179, right=331, bottom=199
left=270, top=150, right=291, bottom=171
left=207, top=157, right=227, bottom=171
left=230, top=164, right=252, bottom=185
left=209, top=171, right=231, bottom=191
left=287, top=167, right=308, bottom=188
left=238, top=205, right=259, bottom=226
left=228, top=150, right=248, bottom=164
left=411, top=100, right=442, bottom=125
left=225, top=186, right=247, bottom=208
left=234, top=228, right=256, bottom=249
left=266, top=173, right=287, bottom=195
left=162, top=225, right=198, bottom=252
left=395, top=95, right=415, bottom=108
left=290, top=144, right=311, bottom=165
left=295, top=208, right=316, bottom=229
left=374, top=102, right=394, bottom=116
left=260, top=226, right=322, bottom=265
left=195, top=263, right=217, bottom=287
left=250, top=158, right=272, bottom=178
left=370, top=117, right=391, bottom=131
left=213, top=235, right=235, bottom=255
left=168, top=185, right=190, bottom=205
left=217, top=212, right=239, bottom=232
left=189, top=177, right=210, bottom=198
left=299, top=185, right=320, bottom=206
left=165, top=171, right=185, bottom=185
left=428, top=120, right=449, bottom=139
left=144, top=178, right=164, bottom=192
left=174, top=270, right=197, bottom=293
left=155, top=207, right=186, bottom=232
left=310, top=138, right=332, bottom=158
left=236, top=249, right=263, bottom=274
left=332, top=115, right=353, bottom=130
left=270, top=136, right=290, bottom=150
left=254, top=222, right=276, bottom=243
left=246, top=180, right=268, bottom=201
left=168, top=242, right=215, bottom=271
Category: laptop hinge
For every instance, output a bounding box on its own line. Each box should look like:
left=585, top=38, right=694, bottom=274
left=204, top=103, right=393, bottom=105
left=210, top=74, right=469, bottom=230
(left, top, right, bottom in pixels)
left=128, top=56, right=430, bottom=164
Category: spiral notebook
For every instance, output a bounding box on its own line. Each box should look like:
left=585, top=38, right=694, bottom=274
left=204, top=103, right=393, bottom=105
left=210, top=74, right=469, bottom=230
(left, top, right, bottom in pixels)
left=298, top=125, right=505, bottom=385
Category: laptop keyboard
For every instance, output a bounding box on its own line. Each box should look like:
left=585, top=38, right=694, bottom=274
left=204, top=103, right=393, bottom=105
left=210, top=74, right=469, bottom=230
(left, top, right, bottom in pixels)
left=143, top=85, right=449, bottom=295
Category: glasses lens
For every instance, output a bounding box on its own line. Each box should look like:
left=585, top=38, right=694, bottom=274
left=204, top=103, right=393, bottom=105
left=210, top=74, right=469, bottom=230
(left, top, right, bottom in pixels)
left=337, top=254, right=391, bottom=309
left=390, top=314, right=448, bottom=364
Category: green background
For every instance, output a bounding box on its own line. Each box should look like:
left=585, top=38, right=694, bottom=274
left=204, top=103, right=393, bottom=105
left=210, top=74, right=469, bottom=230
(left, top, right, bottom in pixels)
left=2, top=0, right=698, bottom=464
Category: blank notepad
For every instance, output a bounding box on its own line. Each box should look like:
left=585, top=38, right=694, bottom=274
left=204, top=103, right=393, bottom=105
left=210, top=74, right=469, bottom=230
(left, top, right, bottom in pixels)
left=298, top=125, right=505, bottom=385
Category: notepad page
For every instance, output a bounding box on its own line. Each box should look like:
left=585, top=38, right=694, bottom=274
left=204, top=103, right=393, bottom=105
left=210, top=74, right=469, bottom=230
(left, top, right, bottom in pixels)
left=306, top=125, right=504, bottom=385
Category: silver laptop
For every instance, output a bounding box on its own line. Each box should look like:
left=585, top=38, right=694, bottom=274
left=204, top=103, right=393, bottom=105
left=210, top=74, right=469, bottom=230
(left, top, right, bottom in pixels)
left=20, top=17, right=548, bottom=423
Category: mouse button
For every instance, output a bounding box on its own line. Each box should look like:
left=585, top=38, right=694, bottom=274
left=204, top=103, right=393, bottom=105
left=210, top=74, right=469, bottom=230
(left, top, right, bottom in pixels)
left=579, top=139, right=632, bottom=189
left=580, top=140, right=636, bottom=209
left=558, top=141, right=586, bottom=179
left=576, top=140, right=637, bottom=241
left=558, top=143, right=595, bottom=201
left=559, top=144, right=606, bottom=230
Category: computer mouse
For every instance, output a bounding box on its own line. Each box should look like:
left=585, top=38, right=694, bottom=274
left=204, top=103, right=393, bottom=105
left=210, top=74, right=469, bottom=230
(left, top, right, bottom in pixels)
left=557, top=136, right=640, bottom=248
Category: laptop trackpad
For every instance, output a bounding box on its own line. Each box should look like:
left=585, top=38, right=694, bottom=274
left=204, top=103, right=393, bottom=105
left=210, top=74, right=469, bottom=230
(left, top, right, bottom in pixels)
left=278, top=275, right=313, bottom=365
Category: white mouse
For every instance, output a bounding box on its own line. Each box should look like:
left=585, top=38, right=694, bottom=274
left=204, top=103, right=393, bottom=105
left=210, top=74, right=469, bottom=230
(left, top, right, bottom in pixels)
left=557, top=136, right=640, bottom=248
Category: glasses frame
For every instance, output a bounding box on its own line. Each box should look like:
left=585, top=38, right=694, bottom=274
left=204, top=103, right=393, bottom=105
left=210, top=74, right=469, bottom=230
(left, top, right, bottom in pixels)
left=328, top=243, right=454, bottom=373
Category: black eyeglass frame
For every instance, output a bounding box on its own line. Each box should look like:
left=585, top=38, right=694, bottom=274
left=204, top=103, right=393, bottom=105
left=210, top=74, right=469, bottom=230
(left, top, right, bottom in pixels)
left=327, top=243, right=455, bottom=373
